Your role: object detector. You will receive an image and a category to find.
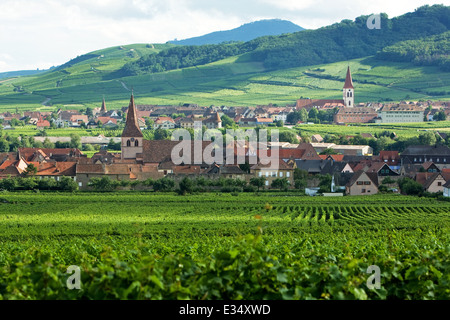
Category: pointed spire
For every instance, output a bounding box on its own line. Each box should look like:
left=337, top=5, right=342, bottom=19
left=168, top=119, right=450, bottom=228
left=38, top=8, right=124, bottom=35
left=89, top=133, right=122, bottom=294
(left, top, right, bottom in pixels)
left=343, top=66, right=354, bottom=89
left=100, top=96, right=107, bottom=113
left=121, top=93, right=143, bottom=137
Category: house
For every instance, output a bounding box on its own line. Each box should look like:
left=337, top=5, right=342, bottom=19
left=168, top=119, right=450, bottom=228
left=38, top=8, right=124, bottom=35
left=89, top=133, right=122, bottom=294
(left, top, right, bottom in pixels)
left=179, top=117, right=195, bottom=129
left=70, top=115, right=89, bottom=126
left=400, top=145, right=450, bottom=168
left=353, top=162, right=399, bottom=177
left=378, top=151, right=400, bottom=171
left=345, top=170, right=379, bottom=195
left=415, top=172, right=450, bottom=193
left=154, top=117, right=175, bottom=130
left=36, top=116, right=50, bottom=129
left=443, top=180, right=450, bottom=197
left=204, top=112, right=222, bottom=129
left=311, top=143, right=373, bottom=156
left=311, top=134, right=324, bottom=143
left=250, top=160, right=294, bottom=188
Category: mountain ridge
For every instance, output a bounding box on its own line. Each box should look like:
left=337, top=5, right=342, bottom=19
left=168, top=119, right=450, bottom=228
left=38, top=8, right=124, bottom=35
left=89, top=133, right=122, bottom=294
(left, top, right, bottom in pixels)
left=169, top=19, right=304, bottom=46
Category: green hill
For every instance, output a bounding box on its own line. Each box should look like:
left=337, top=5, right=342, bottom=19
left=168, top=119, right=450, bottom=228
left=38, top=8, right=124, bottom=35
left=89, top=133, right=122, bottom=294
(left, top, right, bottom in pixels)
left=0, top=5, right=449, bottom=112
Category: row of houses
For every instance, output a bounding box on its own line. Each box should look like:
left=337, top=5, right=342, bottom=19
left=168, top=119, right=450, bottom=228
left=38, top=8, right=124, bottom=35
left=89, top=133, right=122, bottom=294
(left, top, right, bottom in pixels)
left=2, top=94, right=450, bottom=197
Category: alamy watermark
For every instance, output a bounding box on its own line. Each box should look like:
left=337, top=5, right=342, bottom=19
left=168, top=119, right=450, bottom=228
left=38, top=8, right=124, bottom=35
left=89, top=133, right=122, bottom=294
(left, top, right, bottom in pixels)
left=366, top=265, right=381, bottom=289
left=367, top=14, right=381, bottom=30
left=66, top=265, right=81, bottom=290
left=170, top=121, right=279, bottom=169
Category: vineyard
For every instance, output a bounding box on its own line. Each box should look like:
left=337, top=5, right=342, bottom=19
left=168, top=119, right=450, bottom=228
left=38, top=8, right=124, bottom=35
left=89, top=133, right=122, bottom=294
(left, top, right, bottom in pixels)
left=0, top=193, right=450, bottom=299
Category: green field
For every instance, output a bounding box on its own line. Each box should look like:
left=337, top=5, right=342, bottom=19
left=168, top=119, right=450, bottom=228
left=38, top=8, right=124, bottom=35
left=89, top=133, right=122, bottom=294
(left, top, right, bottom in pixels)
left=0, top=192, right=449, bottom=299
left=1, top=54, right=449, bottom=112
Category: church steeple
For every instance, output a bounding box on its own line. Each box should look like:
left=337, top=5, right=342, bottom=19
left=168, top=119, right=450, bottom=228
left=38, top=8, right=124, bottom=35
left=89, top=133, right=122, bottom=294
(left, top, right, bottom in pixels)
left=343, top=66, right=354, bottom=107
left=122, top=93, right=143, bottom=138
left=121, top=93, right=143, bottom=160
left=100, top=96, right=107, bottom=114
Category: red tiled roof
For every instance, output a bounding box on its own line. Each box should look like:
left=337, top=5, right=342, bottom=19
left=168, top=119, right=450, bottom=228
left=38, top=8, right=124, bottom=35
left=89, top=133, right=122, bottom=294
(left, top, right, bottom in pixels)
left=344, top=66, right=354, bottom=89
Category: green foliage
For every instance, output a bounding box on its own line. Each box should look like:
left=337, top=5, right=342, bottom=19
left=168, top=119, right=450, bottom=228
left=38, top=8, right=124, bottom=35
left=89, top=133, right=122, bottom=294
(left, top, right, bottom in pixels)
left=88, top=176, right=119, bottom=192
left=377, top=31, right=450, bottom=71
left=397, top=177, right=424, bottom=196
left=0, top=194, right=449, bottom=299
left=271, top=178, right=289, bottom=191
left=153, top=177, right=175, bottom=192
left=250, top=176, right=266, bottom=191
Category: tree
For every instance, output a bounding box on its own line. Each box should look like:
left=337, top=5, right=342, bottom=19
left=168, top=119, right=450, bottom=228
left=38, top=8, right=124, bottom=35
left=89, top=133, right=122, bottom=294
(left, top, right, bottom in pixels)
left=58, top=177, right=78, bottom=192
left=177, top=176, right=194, bottom=195
left=279, top=131, right=298, bottom=144
left=286, top=111, right=301, bottom=124
left=397, top=177, right=423, bottom=196
left=89, top=176, right=117, bottom=192
left=145, top=117, right=155, bottom=130
left=221, top=114, right=235, bottom=128
left=23, top=163, right=37, bottom=177
left=319, top=148, right=339, bottom=155
left=308, top=108, right=319, bottom=120
left=85, top=107, right=93, bottom=118
left=0, top=139, right=10, bottom=152
left=275, top=120, right=284, bottom=127
left=271, top=178, right=289, bottom=191
left=153, top=177, right=175, bottom=192
left=418, top=131, right=437, bottom=146
left=299, top=108, right=308, bottom=122
left=434, top=111, right=446, bottom=121
left=318, top=174, right=332, bottom=193
left=250, top=176, right=266, bottom=191
left=154, top=128, right=171, bottom=140
left=69, top=133, right=81, bottom=149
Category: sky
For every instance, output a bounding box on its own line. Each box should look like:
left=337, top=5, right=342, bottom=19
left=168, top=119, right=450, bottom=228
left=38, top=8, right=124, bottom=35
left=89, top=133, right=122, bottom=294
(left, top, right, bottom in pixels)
left=0, top=0, right=447, bottom=72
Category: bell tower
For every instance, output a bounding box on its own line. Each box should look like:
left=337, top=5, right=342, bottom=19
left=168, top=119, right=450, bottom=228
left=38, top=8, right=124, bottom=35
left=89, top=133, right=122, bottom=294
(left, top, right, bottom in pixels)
left=343, top=66, right=354, bottom=107
left=121, top=93, right=143, bottom=160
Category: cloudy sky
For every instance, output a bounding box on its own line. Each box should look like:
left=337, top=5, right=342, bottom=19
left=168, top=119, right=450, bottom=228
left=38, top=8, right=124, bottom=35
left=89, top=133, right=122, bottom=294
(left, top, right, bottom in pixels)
left=0, top=0, right=446, bottom=72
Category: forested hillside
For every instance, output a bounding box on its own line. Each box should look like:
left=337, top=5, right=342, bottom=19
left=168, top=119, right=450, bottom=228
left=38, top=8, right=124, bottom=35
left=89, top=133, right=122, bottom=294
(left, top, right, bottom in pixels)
left=119, top=5, right=449, bottom=77
left=376, top=31, right=450, bottom=71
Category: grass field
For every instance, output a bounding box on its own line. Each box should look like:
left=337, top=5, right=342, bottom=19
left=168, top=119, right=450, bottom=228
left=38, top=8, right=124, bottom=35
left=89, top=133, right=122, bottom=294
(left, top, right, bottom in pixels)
left=0, top=192, right=449, bottom=299
left=0, top=53, right=449, bottom=112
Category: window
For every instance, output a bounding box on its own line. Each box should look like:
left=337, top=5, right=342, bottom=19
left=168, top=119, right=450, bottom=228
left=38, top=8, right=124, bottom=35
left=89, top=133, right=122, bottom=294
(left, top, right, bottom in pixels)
left=280, top=172, right=283, bottom=177
left=127, top=140, right=131, bottom=147
left=78, top=182, right=82, bottom=187
left=266, top=172, right=269, bottom=177
left=364, top=181, right=371, bottom=185
left=286, top=172, right=290, bottom=178
left=265, top=181, right=269, bottom=186
left=438, top=182, right=442, bottom=186
left=259, top=172, right=262, bottom=177
left=362, top=188, right=366, bottom=193
left=357, top=181, right=363, bottom=185
left=135, top=140, right=139, bottom=147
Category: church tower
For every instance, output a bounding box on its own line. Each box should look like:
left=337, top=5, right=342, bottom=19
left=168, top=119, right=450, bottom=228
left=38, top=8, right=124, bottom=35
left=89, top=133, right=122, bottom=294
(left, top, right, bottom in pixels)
left=100, top=97, right=107, bottom=114
left=343, top=66, right=354, bottom=107
left=121, top=94, right=143, bottom=160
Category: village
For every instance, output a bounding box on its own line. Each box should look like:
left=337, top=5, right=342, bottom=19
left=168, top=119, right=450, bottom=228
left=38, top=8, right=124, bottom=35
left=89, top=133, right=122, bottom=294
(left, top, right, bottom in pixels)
left=1, top=67, right=450, bottom=196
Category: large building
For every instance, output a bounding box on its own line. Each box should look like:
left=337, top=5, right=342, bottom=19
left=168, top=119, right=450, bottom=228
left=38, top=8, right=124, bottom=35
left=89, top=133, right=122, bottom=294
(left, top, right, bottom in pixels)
left=334, top=107, right=378, bottom=124
left=376, top=104, right=424, bottom=123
